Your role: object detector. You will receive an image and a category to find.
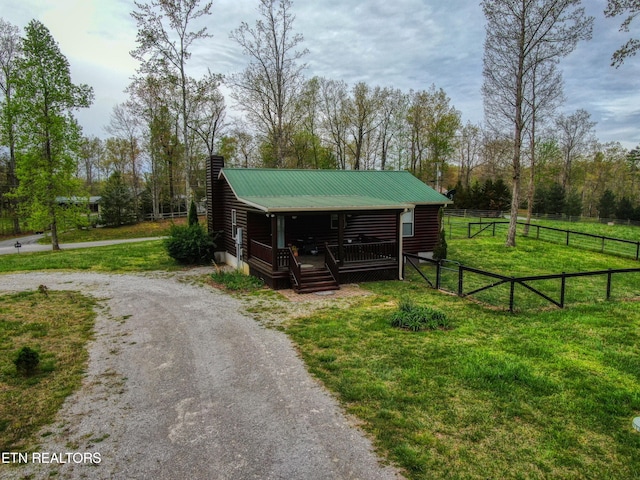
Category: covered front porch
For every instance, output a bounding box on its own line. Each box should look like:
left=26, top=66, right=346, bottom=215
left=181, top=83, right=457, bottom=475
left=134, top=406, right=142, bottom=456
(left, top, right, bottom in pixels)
left=246, top=210, right=403, bottom=292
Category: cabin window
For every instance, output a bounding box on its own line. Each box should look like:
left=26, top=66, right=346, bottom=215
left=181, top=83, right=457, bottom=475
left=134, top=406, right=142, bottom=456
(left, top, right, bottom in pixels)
left=231, top=209, right=238, bottom=239
left=402, top=209, right=414, bottom=237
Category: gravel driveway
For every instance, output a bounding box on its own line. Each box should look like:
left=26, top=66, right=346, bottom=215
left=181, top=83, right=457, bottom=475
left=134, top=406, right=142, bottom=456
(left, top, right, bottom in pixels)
left=0, top=271, right=403, bottom=480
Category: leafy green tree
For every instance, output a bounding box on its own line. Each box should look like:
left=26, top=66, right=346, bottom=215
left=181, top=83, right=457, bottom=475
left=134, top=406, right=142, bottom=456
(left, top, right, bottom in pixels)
left=12, top=20, right=93, bottom=249
left=131, top=0, right=213, bottom=201
left=547, top=183, right=566, bottom=214
left=564, top=190, right=583, bottom=217
left=533, top=184, right=548, bottom=214
left=616, top=196, right=635, bottom=220
left=0, top=18, right=22, bottom=234
left=100, top=172, right=137, bottom=227
left=598, top=189, right=617, bottom=219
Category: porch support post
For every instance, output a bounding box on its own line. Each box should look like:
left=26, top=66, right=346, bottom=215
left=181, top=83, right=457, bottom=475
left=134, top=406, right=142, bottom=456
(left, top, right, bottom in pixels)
left=271, top=214, right=278, bottom=271
left=338, top=212, right=345, bottom=264
left=397, top=210, right=404, bottom=280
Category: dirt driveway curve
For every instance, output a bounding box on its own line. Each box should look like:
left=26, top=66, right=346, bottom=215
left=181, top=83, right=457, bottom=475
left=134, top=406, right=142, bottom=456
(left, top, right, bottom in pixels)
left=1, top=271, right=403, bottom=480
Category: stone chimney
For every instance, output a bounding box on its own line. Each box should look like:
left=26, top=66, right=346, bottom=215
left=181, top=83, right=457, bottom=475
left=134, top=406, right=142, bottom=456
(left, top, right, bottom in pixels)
left=206, top=155, right=224, bottom=234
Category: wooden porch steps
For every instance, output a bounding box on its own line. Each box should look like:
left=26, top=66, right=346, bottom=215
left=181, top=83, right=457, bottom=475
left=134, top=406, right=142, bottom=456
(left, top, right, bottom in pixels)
left=293, top=267, right=340, bottom=294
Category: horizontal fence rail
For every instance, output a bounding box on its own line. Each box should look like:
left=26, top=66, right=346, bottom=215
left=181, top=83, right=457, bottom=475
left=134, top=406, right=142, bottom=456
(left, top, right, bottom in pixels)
left=467, top=221, right=640, bottom=261
left=403, top=253, right=640, bottom=312
left=444, top=209, right=640, bottom=227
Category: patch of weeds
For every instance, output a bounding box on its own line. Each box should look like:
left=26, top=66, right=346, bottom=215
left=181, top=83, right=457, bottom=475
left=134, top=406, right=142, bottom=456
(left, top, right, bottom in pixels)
left=390, top=297, right=451, bottom=331
left=209, top=269, right=265, bottom=292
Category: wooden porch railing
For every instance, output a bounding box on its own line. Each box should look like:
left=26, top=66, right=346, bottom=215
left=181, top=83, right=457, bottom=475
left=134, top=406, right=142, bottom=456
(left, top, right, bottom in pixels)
left=289, top=247, right=302, bottom=288
left=250, top=239, right=272, bottom=265
left=328, top=240, right=397, bottom=263
left=325, top=242, right=340, bottom=284
left=249, top=239, right=289, bottom=270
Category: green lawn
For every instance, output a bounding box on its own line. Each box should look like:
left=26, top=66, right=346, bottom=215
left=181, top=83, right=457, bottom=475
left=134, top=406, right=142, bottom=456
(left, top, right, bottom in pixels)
left=284, top=234, right=640, bottom=479
left=37, top=217, right=192, bottom=244
left=0, top=240, right=178, bottom=273
left=0, top=290, right=96, bottom=451
left=2, top=220, right=639, bottom=478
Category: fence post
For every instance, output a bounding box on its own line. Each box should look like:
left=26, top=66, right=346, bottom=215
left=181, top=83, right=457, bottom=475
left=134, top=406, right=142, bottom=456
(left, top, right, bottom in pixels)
left=566, top=231, right=570, bottom=246
left=606, top=269, right=612, bottom=300
left=636, top=242, right=639, bottom=261
left=492, top=222, right=496, bottom=236
left=509, top=278, right=515, bottom=312
left=560, top=272, right=566, bottom=308
left=458, top=265, right=463, bottom=296
left=436, top=261, right=441, bottom=289
left=468, top=222, right=471, bottom=238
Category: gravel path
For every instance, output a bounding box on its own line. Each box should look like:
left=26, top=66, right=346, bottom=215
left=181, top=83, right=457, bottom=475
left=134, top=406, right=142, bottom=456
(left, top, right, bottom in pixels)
left=0, top=271, right=403, bottom=480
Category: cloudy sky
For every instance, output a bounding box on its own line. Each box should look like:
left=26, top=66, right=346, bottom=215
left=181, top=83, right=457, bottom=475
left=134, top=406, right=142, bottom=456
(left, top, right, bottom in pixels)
left=2, top=0, right=639, bottom=149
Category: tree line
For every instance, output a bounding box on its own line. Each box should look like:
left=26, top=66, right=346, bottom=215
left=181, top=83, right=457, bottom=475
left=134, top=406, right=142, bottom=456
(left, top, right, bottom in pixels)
left=1, top=0, right=639, bottom=247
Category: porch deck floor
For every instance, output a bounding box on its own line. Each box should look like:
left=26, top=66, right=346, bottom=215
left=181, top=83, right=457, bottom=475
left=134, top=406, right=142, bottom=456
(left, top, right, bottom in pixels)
left=294, top=254, right=326, bottom=269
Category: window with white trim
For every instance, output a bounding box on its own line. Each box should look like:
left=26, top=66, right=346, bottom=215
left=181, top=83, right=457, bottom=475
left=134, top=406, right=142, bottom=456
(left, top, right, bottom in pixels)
left=231, top=209, right=238, bottom=239
left=401, top=209, right=414, bottom=237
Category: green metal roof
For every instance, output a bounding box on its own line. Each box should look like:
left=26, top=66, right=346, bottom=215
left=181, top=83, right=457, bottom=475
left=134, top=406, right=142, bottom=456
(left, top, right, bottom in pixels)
left=220, top=168, right=451, bottom=212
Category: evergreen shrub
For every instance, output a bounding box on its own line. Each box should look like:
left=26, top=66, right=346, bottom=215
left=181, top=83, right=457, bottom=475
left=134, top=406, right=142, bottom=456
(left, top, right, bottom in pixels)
left=164, top=223, right=217, bottom=264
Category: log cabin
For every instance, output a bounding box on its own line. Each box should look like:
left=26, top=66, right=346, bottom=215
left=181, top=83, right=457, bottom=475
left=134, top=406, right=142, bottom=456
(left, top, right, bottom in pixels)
left=206, top=155, right=451, bottom=293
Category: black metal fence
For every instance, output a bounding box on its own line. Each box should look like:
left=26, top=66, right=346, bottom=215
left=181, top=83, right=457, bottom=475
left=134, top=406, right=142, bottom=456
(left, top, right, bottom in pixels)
left=466, top=221, right=640, bottom=261
left=403, top=253, right=640, bottom=312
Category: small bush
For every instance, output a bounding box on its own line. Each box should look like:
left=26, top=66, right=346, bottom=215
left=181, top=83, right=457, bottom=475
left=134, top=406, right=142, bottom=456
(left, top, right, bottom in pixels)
left=188, top=200, right=199, bottom=226
left=390, top=298, right=450, bottom=331
left=164, top=224, right=217, bottom=264
left=14, top=346, right=40, bottom=376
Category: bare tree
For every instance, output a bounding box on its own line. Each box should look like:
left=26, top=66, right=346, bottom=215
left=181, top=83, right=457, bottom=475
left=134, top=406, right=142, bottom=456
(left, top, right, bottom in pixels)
left=605, top=0, right=640, bottom=67
left=318, top=77, right=349, bottom=170
left=106, top=103, right=143, bottom=218
left=555, top=109, right=596, bottom=190
left=78, top=136, right=103, bottom=194
left=523, top=49, right=565, bottom=233
left=457, top=122, right=484, bottom=188
left=187, top=72, right=226, bottom=157
left=346, top=82, right=382, bottom=170
left=230, top=0, right=308, bottom=167
left=482, top=0, right=593, bottom=246
left=131, top=0, right=212, bottom=201
left=376, top=87, right=407, bottom=170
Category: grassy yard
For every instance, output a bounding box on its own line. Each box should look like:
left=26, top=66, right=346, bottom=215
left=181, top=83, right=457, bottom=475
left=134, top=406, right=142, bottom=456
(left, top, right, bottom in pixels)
left=445, top=214, right=640, bottom=242
left=284, top=234, right=640, bottom=479
left=0, top=289, right=96, bottom=451
left=2, top=218, right=639, bottom=478
left=37, top=217, right=194, bottom=244
left=0, top=240, right=178, bottom=274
